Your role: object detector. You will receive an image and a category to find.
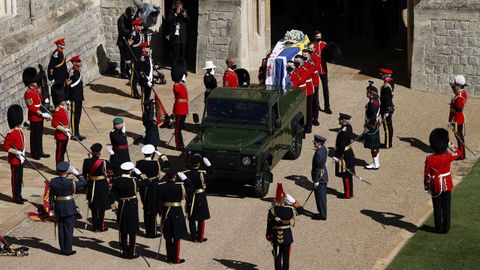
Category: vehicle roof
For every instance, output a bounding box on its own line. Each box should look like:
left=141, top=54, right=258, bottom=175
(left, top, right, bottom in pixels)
left=208, top=86, right=289, bottom=103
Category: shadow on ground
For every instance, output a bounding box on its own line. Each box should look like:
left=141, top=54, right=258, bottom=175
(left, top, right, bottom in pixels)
left=398, top=136, right=432, bottom=153
left=89, top=84, right=131, bottom=98
left=361, top=209, right=417, bottom=233
left=213, top=258, right=259, bottom=270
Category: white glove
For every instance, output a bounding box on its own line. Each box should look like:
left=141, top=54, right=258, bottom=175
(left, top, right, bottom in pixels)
left=332, top=157, right=339, bottom=163
left=133, top=168, right=142, bottom=175
left=69, top=166, right=79, bottom=175
left=155, top=150, right=163, bottom=156
left=49, top=211, right=54, bottom=217
left=66, top=100, right=71, bottom=106
left=65, top=128, right=72, bottom=139
left=177, top=172, right=187, bottom=181
left=121, top=124, right=126, bottom=133
left=106, top=146, right=115, bottom=155
left=448, top=121, right=455, bottom=129
left=19, top=156, right=25, bottom=164
left=44, top=98, right=50, bottom=104
left=16, top=150, right=25, bottom=159
left=147, top=81, right=153, bottom=87
left=384, top=113, right=389, bottom=118
left=41, top=113, right=51, bottom=119
left=203, top=157, right=211, bottom=167
left=314, top=182, right=320, bottom=187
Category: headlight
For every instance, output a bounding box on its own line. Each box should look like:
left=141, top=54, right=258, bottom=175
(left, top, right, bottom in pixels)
left=242, top=157, right=251, bottom=166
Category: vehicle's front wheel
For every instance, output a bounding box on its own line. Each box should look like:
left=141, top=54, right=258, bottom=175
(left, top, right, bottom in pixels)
left=284, top=130, right=303, bottom=160
left=254, top=164, right=272, bottom=197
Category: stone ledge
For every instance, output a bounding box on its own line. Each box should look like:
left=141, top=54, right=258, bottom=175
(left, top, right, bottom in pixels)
left=417, top=0, right=480, bottom=10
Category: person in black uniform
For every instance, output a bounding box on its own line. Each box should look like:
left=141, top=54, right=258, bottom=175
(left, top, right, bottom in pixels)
left=266, top=183, right=304, bottom=270
left=166, top=0, right=190, bottom=64
left=135, top=144, right=161, bottom=238
left=47, top=38, right=69, bottom=99
left=311, top=135, right=328, bottom=220
left=202, top=61, right=217, bottom=101
left=379, top=68, right=395, bottom=149
left=82, top=143, right=113, bottom=232
left=333, top=113, right=356, bottom=199
left=110, top=162, right=146, bottom=259
left=49, top=161, right=87, bottom=256
left=364, top=83, right=382, bottom=170
left=67, top=55, right=86, bottom=141
left=137, top=42, right=153, bottom=113
left=37, top=64, right=53, bottom=111
left=109, top=117, right=130, bottom=176
left=128, top=19, right=143, bottom=99
left=156, top=168, right=188, bottom=264
left=142, top=100, right=161, bottom=147
left=184, top=154, right=211, bottom=242
left=117, top=7, right=134, bottom=79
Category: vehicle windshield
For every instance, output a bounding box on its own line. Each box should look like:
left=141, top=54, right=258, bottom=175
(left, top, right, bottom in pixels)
left=205, top=99, right=269, bottom=125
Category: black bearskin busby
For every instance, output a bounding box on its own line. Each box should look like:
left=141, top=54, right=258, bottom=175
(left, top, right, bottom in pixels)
left=22, top=67, right=38, bottom=87
left=429, top=128, right=449, bottom=154
left=171, top=58, right=187, bottom=83
left=234, top=68, right=250, bottom=88
left=51, top=83, right=65, bottom=107
left=321, top=42, right=343, bottom=64
left=7, top=104, right=23, bottom=129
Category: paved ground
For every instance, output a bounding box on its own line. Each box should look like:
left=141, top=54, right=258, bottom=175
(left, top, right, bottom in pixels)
left=1, top=64, right=479, bottom=270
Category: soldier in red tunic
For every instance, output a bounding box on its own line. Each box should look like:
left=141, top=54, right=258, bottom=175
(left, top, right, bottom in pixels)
left=308, top=43, right=321, bottom=125
left=313, top=31, right=332, bottom=114
left=51, top=98, right=72, bottom=165
left=448, top=75, right=468, bottom=160
left=23, top=67, right=51, bottom=160
left=223, top=57, right=239, bottom=88
left=172, top=60, right=189, bottom=151
left=3, top=105, right=26, bottom=204
left=424, top=128, right=463, bottom=233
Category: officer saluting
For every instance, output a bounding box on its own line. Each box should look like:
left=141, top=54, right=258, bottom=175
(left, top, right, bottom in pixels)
left=424, top=128, right=463, bottom=233
left=109, top=117, right=131, bottom=175
left=333, top=113, right=356, bottom=199
left=82, top=143, right=113, bottom=232
left=448, top=75, right=468, bottom=160
left=364, top=82, right=381, bottom=170
left=266, top=182, right=304, bottom=270
left=49, top=161, right=87, bottom=256
left=157, top=168, right=188, bottom=264
left=172, top=60, right=188, bottom=151
left=67, top=55, right=86, bottom=141
left=311, top=135, right=328, bottom=220
left=202, top=61, right=217, bottom=101
left=379, top=69, right=394, bottom=149
left=184, top=154, right=212, bottom=242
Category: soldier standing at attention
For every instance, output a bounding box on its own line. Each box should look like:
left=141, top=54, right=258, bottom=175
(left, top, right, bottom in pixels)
left=67, top=55, right=86, bottom=141
left=47, top=38, right=69, bottom=97
left=266, top=182, right=304, bottom=270
left=23, top=67, right=51, bottom=160
left=51, top=100, right=71, bottom=166
left=313, top=31, right=332, bottom=114
left=203, top=61, right=217, bottom=101
left=448, top=75, right=468, bottom=160
left=223, top=57, right=239, bottom=88
left=117, top=7, right=134, bottom=79
left=137, top=42, right=153, bottom=113
left=157, top=168, right=188, bottom=264
left=379, top=68, right=394, bottom=149
left=333, top=113, right=356, bottom=199
left=307, top=43, right=321, bottom=126
left=49, top=161, right=87, bottom=256
left=172, top=60, right=188, bottom=151
left=184, top=154, right=212, bottom=242
left=82, top=143, right=112, bottom=232
left=301, top=50, right=316, bottom=132
left=364, top=83, right=381, bottom=170
left=109, top=117, right=131, bottom=175
left=128, top=19, right=143, bottom=99
left=424, top=128, right=463, bottom=234
left=3, top=105, right=26, bottom=204
left=311, top=135, right=328, bottom=220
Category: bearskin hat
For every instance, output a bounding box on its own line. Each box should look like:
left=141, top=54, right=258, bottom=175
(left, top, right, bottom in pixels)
left=171, top=58, right=187, bottom=83
left=7, top=104, right=23, bottom=129
left=22, top=67, right=38, bottom=86
left=429, top=128, right=449, bottom=154
left=234, top=68, right=250, bottom=88
left=51, top=83, right=65, bottom=107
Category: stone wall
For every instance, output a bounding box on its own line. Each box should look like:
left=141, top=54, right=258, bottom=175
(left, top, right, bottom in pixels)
left=411, top=0, right=480, bottom=96
left=0, top=0, right=106, bottom=134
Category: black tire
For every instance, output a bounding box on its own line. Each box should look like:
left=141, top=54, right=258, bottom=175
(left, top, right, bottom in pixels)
left=284, top=130, right=303, bottom=160
left=254, top=164, right=272, bottom=198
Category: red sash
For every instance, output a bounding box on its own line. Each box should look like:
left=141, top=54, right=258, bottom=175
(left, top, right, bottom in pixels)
left=89, top=159, right=104, bottom=178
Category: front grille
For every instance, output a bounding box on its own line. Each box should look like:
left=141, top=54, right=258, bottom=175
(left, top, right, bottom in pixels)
left=205, top=150, right=241, bottom=171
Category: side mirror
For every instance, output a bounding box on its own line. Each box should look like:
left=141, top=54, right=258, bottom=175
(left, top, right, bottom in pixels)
left=274, top=119, right=281, bottom=129
left=193, top=113, right=200, bottom=124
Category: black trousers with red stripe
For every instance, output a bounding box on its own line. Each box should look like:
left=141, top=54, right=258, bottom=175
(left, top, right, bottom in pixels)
left=92, top=210, right=106, bottom=232
left=188, top=218, right=206, bottom=242
left=175, top=115, right=186, bottom=150
left=342, top=174, right=353, bottom=199
left=432, top=191, right=451, bottom=233
left=274, top=244, right=291, bottom=270
left=305, top=95, right=313, bottom=133
left=320, top=73, right=330, bottom=110
left=30, top=120, right=44, bottom=159
left=165, top=236, right=181, bottom=263
left=313, top=86, right=320, bottom=121
left=10, top=164, right=24, bottom=203
left=70, top=100, right=83, bottom=137
left=55, top=139, right=68, bottom=165
left=456, top=124, right=465, bottom=159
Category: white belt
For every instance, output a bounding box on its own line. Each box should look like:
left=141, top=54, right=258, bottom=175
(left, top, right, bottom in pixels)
left=34, top=104, right=41, bottom=108
left=306, top=79, right=312, bottom=82
left=438, top=172, right=451, bottom=178
left=313, top=71, right=319, bottom=74
left=299, top=84, right=306, bottom=87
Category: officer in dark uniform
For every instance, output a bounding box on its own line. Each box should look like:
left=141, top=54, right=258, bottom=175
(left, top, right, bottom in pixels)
left=109, top=117, right=131, bottom=176
left=166, top=0, right=190, bottom=63
left=364, top=83, right=381, bottom=170
left=82, top=143, right=113, bottom=232
left=67, top=55, right=86, bottom=141
left=266, top=182, right=304, bottom=270
left=137, top=42, right=153, bottom=113
left=142, top=100, right=161, bottom=147
left=117, top=6, right=134, bottom=79
left=156, top=168, right=188, bottom=264
left=47, top=38, right=69, bottom=98
left=379, top=69, right=395, bottom=149
left=202, top=61, right=217, bottom=101
left=135, top=145, right=161, bottom=238
left=110, top=162, right=146, bottom=259
left=311, top=135, right=328, bottom=220
left=333, top=113, right=356, bottom=199
left=128, top=19, right=143, bottom=99
left=49, top=161, right=87, bottom=256
left=184, top=154, right=211, bottom=242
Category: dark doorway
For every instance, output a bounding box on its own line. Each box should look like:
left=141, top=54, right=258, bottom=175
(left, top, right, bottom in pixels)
left=271, top=0, right=409, bottom=86
left=162, top=0, right=198, bottom=72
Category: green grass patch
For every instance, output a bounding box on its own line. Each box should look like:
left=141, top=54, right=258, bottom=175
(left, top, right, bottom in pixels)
left=388, top=160, right=480, bottom=270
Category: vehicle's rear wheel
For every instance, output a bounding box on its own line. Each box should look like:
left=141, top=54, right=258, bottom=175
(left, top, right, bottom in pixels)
left=284, top=130, right=303, bottom=160
left=254, top=164, right=272, bottom=197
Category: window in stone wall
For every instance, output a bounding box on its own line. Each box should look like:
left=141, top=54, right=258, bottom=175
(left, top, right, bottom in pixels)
left=0, top=0, right=16, bottom=17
